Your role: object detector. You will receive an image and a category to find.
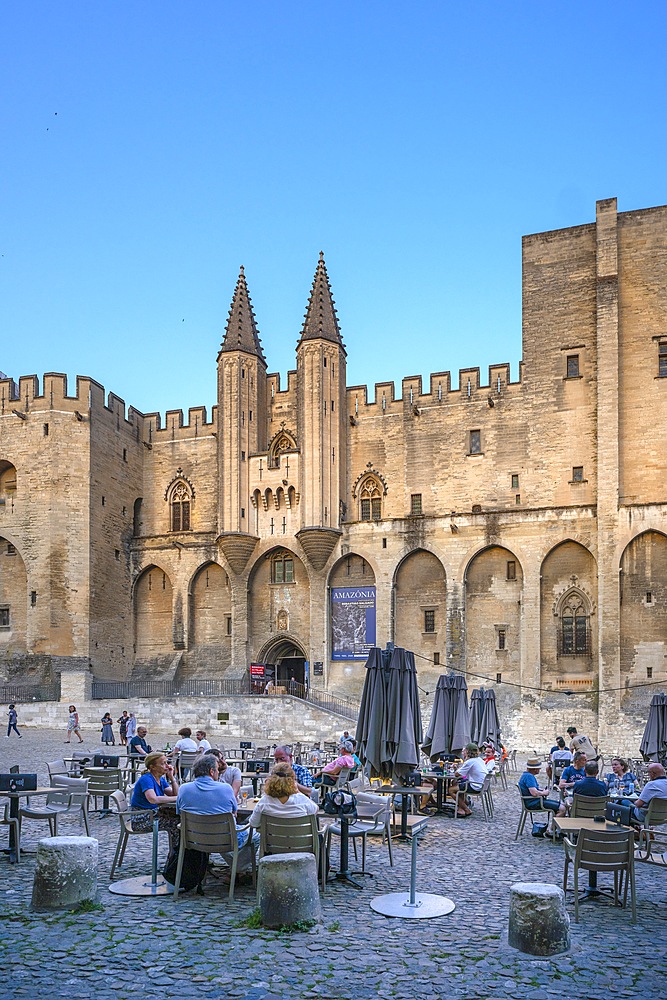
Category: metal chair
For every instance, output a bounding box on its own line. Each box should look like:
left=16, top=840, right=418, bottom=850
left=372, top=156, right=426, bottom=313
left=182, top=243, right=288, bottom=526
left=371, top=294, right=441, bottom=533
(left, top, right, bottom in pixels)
left=570, top=793, right=606, bottom=819
left=635, top=796, right=667, bottom=864
left=19, top=777, right=90, bottom=838
left=258, top=813, right=326, bottom=891
left=563, top=827, right=636, bottom=923
left=335, top=791, right=394, bottom=869
left=175, top=751, right=200, bottom=782
left=514, top=783, right=554, bottom=840
left=108, top=789, right=154, bottom=877
left=1, top=803, right=21, bottom=863
left=83, top=767, right=124, bottom=812
left=454, top=774, right=494, bottom=821
left=172, top=810, right=254, bottom=902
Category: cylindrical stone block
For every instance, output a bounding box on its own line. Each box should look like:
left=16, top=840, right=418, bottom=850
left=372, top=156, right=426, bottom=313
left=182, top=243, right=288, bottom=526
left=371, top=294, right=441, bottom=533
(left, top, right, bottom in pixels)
left=257, top=853, right=321, bottom=929
left=508, top=882, right=570, bottom=956
left=31, top=836, right=99, bottom=911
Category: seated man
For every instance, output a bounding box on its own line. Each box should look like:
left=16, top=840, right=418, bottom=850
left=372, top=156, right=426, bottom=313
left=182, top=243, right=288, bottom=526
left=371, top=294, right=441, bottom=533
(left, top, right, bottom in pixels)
left=273, top=745, right=314, bottom=797
left=572, top=760, right=607, bottom=798
left=559, top=751, right=587, bottom=794
left=450, top=743, right=489, bottom=817
left=546, top=736, right=573, bottom=783
left=312, top=741, right=355, bottom=786
left=129, top=726, right=152, bottom=758
left=172, top=727, right=199, bottom=754
left=519, top=756, right=564, bottom=833
left=177, top=754, right=259, bottom=864
left=625, top=762, right=667, bottom=825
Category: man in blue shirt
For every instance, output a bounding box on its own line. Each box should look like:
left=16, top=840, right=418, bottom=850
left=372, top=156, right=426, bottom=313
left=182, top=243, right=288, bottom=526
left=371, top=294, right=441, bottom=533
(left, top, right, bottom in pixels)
left=559, top=751, right=587, bottom=793
left=572, top=761, right=607, bottom=798
left=129, top=726, right=152, bottom=757
left=177, top=755, right=259, bottom=855
left=273, top=745, right=314, bottom=797
left=518, top=757, right=564, bottom=834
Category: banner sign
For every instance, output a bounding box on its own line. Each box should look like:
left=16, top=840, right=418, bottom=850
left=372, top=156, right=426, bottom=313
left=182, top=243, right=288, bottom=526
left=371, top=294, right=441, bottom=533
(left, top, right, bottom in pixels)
left=331, top=587, right=376, bottom=660
left=249, top=663, right=265, bottom=677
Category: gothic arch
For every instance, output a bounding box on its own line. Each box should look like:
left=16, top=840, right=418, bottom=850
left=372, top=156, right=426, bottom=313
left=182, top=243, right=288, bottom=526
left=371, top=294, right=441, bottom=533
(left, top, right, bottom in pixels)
left=465, top=545, right=522, bottom=684
left=268, top=428, right=297, bottom=469
left=164, top=470, right=195, bottom=532
left=134, top=564, right=174, bottom=659
left=247, top=547, right=310, bottom=665
left=620, top=530, right=667, bottom=686
left=352, top=470, right=387, bottom=522
left=188, top=562, right=232, bottom=670
left=394, top=549, right=446, bottom=665
left=0, top=534, right=28, bottom=654
left=540, top=539, right=597, bottom=686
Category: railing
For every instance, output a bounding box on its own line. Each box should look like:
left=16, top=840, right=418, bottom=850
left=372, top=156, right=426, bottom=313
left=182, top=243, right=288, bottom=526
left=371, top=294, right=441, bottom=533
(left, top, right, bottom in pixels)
left=0, top=682, right=61, bottom=703
left=90, top=676, right=359, bottom=720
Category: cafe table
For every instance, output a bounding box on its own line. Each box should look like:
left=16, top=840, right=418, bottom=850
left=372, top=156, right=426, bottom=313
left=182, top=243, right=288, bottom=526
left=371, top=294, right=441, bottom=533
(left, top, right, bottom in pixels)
left=0, top=787, right=52, bottom=863
left=554, top=816, right=634, bottom=900
left=421, top=771, right=458, bottom=814
left=368, top=784, right=433, bottom=841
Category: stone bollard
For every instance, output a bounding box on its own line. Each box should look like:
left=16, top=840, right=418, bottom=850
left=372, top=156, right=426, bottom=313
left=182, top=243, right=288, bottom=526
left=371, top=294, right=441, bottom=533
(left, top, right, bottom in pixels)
left=31, top=836, right=98, bottom=911
left=257, top=853, right=321, bottom=929
left=508, top=882, right=570, bottom=956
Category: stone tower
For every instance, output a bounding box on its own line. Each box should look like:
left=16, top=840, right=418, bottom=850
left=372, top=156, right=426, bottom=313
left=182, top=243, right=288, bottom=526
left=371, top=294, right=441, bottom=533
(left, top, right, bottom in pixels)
left=217, top=267, right=267, bottom=573
left=295, top=253, right=347, bottom=571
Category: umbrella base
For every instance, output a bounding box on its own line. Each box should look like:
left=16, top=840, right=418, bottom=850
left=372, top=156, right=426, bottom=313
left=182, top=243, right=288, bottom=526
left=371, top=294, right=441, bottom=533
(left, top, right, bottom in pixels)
left=370, top=891, right=455, bottom=918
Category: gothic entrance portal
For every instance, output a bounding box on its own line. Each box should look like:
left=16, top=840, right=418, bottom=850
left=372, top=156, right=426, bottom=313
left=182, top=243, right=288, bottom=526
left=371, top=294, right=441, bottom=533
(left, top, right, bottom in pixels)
left=260, top=636, right=307, bottom=693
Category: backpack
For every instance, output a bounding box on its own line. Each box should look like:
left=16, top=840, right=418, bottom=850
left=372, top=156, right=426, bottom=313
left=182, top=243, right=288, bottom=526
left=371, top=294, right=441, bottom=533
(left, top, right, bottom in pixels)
left=163, top=847, right=209, bottom=892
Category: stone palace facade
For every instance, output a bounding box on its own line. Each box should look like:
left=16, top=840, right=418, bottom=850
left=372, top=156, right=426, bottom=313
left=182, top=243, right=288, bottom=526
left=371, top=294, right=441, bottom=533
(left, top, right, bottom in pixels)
left=1, top=197, right=666, bottom=742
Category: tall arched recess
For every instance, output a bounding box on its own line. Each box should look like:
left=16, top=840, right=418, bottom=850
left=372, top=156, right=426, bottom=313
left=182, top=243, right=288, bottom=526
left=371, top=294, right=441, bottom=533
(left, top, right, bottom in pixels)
left=0, top=535, right=28, bottom=657
left=133, top=565, right=174, bottom=671
left=394, top=550, right=446, bottom=668
left=188, top=562, right=232, bottom=677
left=620, top=531, right=667, bottom=689
left=540, top=540, right=597, bottom=690
left=247, top=547, right=310, bottom=674
left=465, top=546, right=522, bottom=684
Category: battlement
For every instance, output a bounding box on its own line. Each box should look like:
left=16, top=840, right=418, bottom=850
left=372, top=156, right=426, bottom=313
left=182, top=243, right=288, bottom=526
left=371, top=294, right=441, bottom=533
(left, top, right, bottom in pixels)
left=0, top=372, right=143, bottom=429
left=144, top=405, right=217, bottom=443
left=346, top=362, right=522, bottom=414
left=267, top=370, right=298, bottom=399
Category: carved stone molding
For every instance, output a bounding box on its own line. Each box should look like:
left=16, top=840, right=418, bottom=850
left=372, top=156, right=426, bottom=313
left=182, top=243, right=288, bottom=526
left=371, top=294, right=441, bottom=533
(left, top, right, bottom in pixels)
left=296, top=526, right=342, bottom=571
left=217, top=532, right=259, bottom=575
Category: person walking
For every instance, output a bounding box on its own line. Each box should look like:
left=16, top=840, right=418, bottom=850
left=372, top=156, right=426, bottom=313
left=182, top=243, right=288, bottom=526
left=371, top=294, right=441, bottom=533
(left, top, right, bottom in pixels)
left=6, top=704, right=21, bottom=739
left=65, top=705, right=84, bottom=743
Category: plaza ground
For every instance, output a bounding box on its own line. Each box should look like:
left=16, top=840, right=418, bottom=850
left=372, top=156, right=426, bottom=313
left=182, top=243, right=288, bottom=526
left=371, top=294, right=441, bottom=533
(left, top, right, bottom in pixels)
left=1, top=728, right=666, bottom=1000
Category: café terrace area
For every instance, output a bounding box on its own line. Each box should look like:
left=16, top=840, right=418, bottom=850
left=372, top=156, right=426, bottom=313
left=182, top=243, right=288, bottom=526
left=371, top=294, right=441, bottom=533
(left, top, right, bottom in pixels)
left=1, top=722, right=666, bottom=1000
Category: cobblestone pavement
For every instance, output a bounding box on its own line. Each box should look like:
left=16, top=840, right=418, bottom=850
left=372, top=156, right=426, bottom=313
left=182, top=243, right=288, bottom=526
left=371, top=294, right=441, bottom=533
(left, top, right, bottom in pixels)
left=1, top=729, right=666, bottom=1000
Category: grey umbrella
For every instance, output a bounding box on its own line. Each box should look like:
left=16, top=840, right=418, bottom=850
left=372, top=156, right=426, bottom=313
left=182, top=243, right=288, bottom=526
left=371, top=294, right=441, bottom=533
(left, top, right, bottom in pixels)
left=449, top=672, right=471, bottom=754
left=640, top=692, right=667, bottom=760
left=469, top=688, right=485, bottom=745
left=390, top=647, right=423, bottom=779
left=356, top=647, right=389, bottom=777
left=422, top=675, right=451, bottom=762
left=478, top=688, right=502, bottom=749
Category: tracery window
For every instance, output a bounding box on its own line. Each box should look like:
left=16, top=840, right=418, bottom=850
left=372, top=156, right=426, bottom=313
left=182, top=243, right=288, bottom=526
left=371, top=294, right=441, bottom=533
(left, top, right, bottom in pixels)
left=269, top=431, right=296, bottom=469
left=558, top=591, right=591, bottom=656
left=170, top=482, right=192, bottom=532
left=360, top=478, right=382, bottom=521
left=271, top=551, right=294, bottom=584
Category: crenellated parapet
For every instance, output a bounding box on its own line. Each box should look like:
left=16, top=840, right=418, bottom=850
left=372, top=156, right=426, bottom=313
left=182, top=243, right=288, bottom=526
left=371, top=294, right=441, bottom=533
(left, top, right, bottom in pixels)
left=0, top=372, right=144, bottom=431
left=143, top=405, right=217, bottom=443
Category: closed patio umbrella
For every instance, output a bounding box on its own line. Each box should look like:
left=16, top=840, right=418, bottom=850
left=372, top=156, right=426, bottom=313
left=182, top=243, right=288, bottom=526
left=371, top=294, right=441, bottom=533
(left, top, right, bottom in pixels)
left=469, top=688, right=485, bottom=745
left=356, top=645, right=423, bottom=780
left=640, top=692, right=667, bottom=760
left=478, top=688, right=502, bottom=749
left=449, top=672, right=471, bottom=754
left=356, top=647, right=389, bottom=777
left=390, top=647, right=423, bottom=780
left=422, top=675, right=451, bottom=762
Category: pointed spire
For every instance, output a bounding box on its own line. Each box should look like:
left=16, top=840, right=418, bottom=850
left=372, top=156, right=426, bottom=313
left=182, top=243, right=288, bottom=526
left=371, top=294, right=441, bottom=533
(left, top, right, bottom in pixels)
left=298, top=252, right=346, bottom=351
left=219, top=266, right=266, bottom=365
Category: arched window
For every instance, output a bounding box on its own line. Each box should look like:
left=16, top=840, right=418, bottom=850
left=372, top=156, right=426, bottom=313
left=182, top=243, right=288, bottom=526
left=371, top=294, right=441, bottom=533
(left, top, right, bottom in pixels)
left=558, top=591, right=590, bottom=656
left=170, top=481, right=192, bottom=532
left=268, top=430, right=296, bottom=469
left=0, top=461, right=17, bottom=501
left=271, top=550, right=294, bottom=584
left=359, top=477, right=382, bottom=521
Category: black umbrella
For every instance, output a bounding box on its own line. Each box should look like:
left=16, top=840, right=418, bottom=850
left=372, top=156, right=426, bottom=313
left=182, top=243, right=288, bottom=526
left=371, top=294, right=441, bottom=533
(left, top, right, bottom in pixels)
left=478, top=688, right=502, bottom=749
left=356, top=647, right=388, bottom=777
left=390, top=647, right=423, bottom=779
left=356, top=645, right=422, bottom=780
left=640, top=692, right=667, bottom=760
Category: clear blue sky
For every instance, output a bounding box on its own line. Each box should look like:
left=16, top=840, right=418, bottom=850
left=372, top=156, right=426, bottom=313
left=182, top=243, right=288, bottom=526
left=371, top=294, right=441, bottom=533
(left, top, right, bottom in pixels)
left=1, top=2, right=665, bottom=415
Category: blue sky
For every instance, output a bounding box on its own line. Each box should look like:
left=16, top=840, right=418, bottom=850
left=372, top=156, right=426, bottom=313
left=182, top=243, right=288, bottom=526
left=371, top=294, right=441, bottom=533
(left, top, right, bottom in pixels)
left=1, top=2, right=666, bottom=415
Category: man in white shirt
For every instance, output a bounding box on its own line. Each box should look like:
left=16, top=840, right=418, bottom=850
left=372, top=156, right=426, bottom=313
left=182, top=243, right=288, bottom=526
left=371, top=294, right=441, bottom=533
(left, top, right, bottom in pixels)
left=195, top=729, right=212, bottom=752
left=451, top=744, right=488, bottom=817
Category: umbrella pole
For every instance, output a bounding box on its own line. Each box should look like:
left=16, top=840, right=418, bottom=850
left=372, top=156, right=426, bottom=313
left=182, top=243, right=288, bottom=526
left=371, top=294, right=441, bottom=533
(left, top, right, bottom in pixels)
left=370, top=828, right=456, bottom=919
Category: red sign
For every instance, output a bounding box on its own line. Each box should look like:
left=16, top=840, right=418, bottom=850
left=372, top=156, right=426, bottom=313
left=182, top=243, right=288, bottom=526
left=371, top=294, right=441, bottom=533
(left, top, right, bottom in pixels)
left=249, top=663, right=265, bottom=677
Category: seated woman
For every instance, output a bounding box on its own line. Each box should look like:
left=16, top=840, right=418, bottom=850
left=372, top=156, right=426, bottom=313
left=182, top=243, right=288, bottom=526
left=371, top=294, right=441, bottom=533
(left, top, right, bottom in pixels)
left=130, top=751, right=180, bottom=841
left=171, top=727, right=199, bottom=757
left=312, top=742, right=355, bottom=786
left=605, top=756, right=638, bottom=795
left=249, top=763, right=319, bottom=827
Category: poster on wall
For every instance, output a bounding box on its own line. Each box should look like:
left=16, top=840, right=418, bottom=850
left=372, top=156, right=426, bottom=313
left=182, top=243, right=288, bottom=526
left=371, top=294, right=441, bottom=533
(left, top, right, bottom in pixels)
left=331, top=587, right=376, bottom=660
